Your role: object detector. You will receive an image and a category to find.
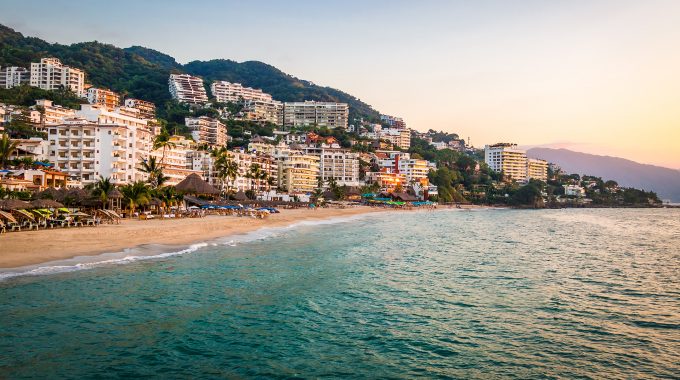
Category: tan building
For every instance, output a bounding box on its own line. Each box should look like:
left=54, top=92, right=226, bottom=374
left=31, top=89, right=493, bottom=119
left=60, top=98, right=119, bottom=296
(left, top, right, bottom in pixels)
left=484, top=143, right=528, bottom=183
left=87, top=87, right=121, bottom=110
left=276, top=152, right=320, bottom=193
left=124, top=98, right=156, bottom=119
left=185, top=116, right=227, bottom=147
left=149, top=135, right=202, bottom=186
left=527, top=158, right=548, bottom=182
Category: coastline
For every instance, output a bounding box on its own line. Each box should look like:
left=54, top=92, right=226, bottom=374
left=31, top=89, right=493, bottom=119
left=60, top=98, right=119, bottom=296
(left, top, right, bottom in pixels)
left=0, top=207, right=388, bottom=270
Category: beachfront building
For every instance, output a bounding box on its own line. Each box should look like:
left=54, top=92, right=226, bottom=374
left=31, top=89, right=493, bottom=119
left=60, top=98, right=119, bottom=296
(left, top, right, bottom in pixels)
left=149, top=135, right=203, bottom=187
left=0, top=66, right=30, bottom=89
left=169, top=74, right=208, bottom=104
left=185, top=116, right=227, bottom=147
left=276, top=151, right=320, bottom=193
left=365, top=170, right=407, bottom=192
left=124, top=98, right=156, bottom=119
left=283, top=101, right=349, bottom=130
left=11, top=168, right=69, bottom=190
left=375, top=151, right=434, bottom=184
left=30, top=58, right=86, bottom=97
left=300, top=145, right=361, bottom=187
left=230, top=150, right=278, bottom=193
left=564, top=185, right=586, bottom=197
left=484, top=143, right=529, bottom=183
left=47, top=106, right=152, bottom=185
left=33, top=99, right=76, bottom=125
left=87, top=87, right=121, bottom=110
left=527, top=158, right=548, bottom=182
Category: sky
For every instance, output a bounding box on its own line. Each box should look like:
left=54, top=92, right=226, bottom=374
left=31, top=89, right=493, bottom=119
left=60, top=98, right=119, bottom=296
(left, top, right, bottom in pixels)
left=3, top=0, right=680, bottom=168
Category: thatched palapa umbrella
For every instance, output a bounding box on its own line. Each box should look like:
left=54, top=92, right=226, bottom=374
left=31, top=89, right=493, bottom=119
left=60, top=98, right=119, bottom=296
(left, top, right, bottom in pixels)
left=31, top=199, right=64, bottom=209
left=175, top=174, right=219, bottom=195
left=39, top=187, right=64, bottom=201
left=233, top=190, right=248, bottom=201
left=0, top=199, right=32, bottom=210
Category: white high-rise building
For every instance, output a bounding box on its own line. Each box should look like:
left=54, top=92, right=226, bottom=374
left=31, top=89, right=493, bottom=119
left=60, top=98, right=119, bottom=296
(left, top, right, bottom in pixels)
left=30, top=58, right=86, bottom=97
left=0, top=66, right=30, bottom=89
left=378, top=128, right=411, bottom=149
left=47, top=116, right=153, bottom=185
left=211, top=81, right=274, bottom=103
left=169, top=74, right=208, bottom=104
left=33, top=99, right=76, bottom=126
left=300, top=145, right=360, bottom=187
left=283, top=101, right=349, bottom=130
left=484, top=143, right=529, bottom=183
left=185, top=116, right=227, bottom=147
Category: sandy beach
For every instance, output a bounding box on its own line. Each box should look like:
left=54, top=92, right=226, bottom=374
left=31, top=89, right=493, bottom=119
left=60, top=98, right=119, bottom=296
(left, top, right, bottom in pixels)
left=0, top=206, right=385, bottom=269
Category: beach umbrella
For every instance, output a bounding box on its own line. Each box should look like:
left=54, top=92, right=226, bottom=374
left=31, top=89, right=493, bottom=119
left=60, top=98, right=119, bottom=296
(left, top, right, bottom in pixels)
left=14, top=209, right=35, bottom=221
left=233, top=190, right=248, bottom=201
left=0, top=210, right=19, bottom=224
left=0, top=199, right=32, bottom=210
left=39, top=187, right=63, bottom=201
left=67, top=188, right=89, bottom=201
left=175, top=173, right=219, bottom=195
left=57, top=207, right=70, bottom=213
left=70, top=211, right=90, bottom=217
left=31, top=199, right=65, bottom=209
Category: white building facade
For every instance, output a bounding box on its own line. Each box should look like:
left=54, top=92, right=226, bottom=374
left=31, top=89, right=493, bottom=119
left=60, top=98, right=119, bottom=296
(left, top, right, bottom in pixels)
left=30, top=58, right=86, bottom=97
left=283, top=101, right=349, bottom=130
left=169, top=74, right=208, bottom=104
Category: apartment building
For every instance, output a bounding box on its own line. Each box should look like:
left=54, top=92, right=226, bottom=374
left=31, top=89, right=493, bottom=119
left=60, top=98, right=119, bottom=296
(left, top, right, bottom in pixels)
left=379, top=128, right=411, bottom=149
left=47, top=117, right=152, bottom=185
left=484, top=143, right=529, bottom=183
left=33, top=99, right=76, bottom=125
left=87, top=87, right=121, bottom=110
left=300, top=145, right=360, bottom=187
left=124, top=98, right=156, bottom=119
left=365, top=170, right=407, bottom=192
left=30, top=58, right=86, bottom=97
left=241, top=99, right=283, bottom=125
left=169, top=74, right=208, bottom=104
left=283, top=101, right=349, bottom=130
left=375, top=151, right=433, bottom=184
left=527, top=158, right=548, bottom=182
left=148, top=135, right=202, bottom=186
left=276, top=152, right=320, bottom=193
left=211, top=81, right=274, bottom=103
left=185, top=116, right=227, bottom=147
left=230, top=150, right=278, bottom=192
left=0, top=66, right=30, bottom=89
left=380, top=114, right=406, bottom=129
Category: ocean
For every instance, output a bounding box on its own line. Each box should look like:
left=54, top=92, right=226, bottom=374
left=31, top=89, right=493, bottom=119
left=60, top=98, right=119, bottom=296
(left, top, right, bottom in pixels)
left=1, top=208, right=679, bottom=378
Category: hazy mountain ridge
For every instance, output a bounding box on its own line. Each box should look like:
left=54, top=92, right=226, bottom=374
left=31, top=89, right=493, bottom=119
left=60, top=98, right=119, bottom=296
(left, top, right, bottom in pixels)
left=528, top=148, right=680, bottom=202
left=0, top=24, right=381, bottom=123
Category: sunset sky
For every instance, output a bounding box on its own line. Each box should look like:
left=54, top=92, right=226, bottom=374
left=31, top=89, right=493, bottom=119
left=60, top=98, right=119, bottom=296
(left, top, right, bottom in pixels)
left=3, top=0, right=679, bottom=168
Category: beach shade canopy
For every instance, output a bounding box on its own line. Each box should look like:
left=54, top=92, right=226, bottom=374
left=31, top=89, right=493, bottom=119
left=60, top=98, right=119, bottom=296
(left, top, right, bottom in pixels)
left=0, top=210, right=19, bottom=224
left=67, top=188, right=90, bottom=201
left=175, top=174, right=219, bottom=195
left=31, top=199, right=64, bottom=209
left=0, top=199, right=32, bottom=210
left=233, top=190, right=248, bottom=201
left=57, top=207, right=70, bottom=213
left=39, top=187, right=64, bottom=201
left=107, top=188, right=123, bottom=199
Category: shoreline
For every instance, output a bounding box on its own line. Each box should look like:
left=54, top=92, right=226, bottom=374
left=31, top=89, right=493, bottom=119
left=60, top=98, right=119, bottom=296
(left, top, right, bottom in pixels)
left=0, top=207, right=388, bottom=270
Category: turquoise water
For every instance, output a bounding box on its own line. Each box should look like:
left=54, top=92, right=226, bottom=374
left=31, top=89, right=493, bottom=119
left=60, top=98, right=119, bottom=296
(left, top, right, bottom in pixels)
left=1, top=209, right=679, bottom=378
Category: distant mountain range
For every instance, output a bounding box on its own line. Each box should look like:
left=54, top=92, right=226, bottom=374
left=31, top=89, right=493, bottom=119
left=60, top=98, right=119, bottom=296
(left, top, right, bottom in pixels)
left=527, top=148, right=680, bottom=202
left=0, top=24, right=381, bottom=123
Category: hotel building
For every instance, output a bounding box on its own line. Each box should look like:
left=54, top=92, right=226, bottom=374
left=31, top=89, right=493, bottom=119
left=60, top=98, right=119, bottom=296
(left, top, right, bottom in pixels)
left=527, top=158, right=549, bottom=182
left=149, top=135, right=202, bottom=186
left=300, top=145, right=360, bottom=187
left=230, top=150, right=278, bottom=192
left=283, top=101, right=349, bottom=130
left=87, top=87, right=121, bottom=110
left=30, top=58, right=86, bottom=97
left=379, top=128, right=411, bottom=149
left=276, top=152, right=320, bottom=193
left=0, top=66, right=30, bottom=89
left=169, top=74, right=208, bottom=104
left=124, top=98, right=157, bottom=119
left=33, top=99, right=76, bottom=125
left=211, top=81, right=274, bottom=103
left=185, top=116, right=227, bottom=147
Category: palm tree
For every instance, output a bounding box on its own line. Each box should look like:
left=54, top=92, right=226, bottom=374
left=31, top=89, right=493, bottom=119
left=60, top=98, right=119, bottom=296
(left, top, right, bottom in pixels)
left=0, top=134, right=19, bottom=168
left=246, top=163, right=266, bottom=193
left=152, top=130, right=176, bottom=166
left=138, top=156, right=169, bottom=188
left=91, top=176, right=114, bottom=208
left=213, top=149, right=238, bottom=195
left=120, top=181, right=151, bottom=215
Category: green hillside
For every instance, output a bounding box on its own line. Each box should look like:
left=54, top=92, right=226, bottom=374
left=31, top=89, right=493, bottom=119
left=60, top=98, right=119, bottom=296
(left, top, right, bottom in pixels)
left=0, top=24, right=381, bottom=124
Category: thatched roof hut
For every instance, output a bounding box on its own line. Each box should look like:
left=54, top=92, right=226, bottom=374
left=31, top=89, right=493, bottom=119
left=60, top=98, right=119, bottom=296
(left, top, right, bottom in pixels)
left=39, top=187, right=65, bottom=201
left=233, top=190, right=248, bottom=201
left=0, top=199, right=32, bottom=210
left=107, top=188, right=123, bottom=199
left=175, top=174, right=219, bottom=195
left=31, top=199, right=64, bottom=208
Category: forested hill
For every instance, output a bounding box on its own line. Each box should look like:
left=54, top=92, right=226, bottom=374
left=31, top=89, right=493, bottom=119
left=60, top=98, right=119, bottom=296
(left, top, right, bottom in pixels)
left=0, top=24, right=381, bottom=123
